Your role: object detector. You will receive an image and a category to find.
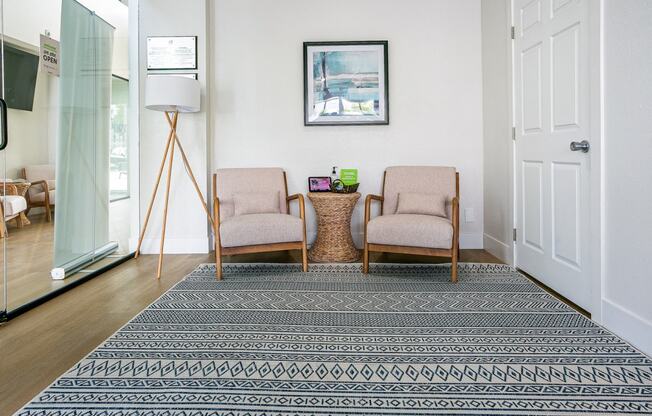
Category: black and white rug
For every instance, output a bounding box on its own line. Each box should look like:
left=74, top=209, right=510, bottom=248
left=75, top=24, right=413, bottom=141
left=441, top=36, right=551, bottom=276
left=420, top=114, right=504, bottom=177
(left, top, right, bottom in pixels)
left=17, top=263, right=652, bottom=415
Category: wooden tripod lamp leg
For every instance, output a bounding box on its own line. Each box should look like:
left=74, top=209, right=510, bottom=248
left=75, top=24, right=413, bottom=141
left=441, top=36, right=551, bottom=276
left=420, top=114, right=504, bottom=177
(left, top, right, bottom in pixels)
left=164, top=112, right=213, bottom=224
left=135, top=112, right=178, bottom=258
left=157, top=119, right=177, bottom=279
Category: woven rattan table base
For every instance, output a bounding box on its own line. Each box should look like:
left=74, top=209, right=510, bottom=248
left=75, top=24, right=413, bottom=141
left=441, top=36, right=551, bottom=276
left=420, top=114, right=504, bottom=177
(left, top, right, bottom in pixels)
left=308, top=192, right=361, bottom=263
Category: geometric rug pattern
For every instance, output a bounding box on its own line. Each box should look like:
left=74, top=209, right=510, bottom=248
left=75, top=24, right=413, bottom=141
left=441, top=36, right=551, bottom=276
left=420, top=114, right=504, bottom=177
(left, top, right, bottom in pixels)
left=16, top=263, right=652, bottom=415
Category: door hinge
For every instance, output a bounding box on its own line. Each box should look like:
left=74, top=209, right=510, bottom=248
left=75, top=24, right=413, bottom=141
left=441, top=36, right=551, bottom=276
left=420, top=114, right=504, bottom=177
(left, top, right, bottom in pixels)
left=511, top=26, right=515, bottom=40
left=512, top=127, right=516, bottom=141
left=513, top=228, right=517, bottom=242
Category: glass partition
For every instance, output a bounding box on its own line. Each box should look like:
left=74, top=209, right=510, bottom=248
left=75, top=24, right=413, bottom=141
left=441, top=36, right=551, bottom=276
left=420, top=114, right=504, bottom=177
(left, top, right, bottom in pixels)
left=110, top=76, right=129, bottom=202
left=0, top=0, right=137, bottom=317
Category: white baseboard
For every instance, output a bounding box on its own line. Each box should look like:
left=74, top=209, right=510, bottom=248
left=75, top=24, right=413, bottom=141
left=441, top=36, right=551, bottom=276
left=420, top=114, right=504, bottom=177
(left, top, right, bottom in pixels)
left=130, top=237, right=210, bottom=254
left=460, top=233, right=483, bottom=249
left=602, top=298, right=652, bottom=358
left=483, top=233, right=513, bottom=264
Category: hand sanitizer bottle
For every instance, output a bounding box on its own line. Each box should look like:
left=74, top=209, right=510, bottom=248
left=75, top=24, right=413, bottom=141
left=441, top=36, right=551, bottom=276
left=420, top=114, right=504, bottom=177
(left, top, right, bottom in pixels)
left=331, top=166, right=338, bottom=182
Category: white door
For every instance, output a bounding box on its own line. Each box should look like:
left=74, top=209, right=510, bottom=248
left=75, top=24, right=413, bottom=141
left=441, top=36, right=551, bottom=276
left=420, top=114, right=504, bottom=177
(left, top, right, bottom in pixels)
left=514, top=0, right=592, bottom=311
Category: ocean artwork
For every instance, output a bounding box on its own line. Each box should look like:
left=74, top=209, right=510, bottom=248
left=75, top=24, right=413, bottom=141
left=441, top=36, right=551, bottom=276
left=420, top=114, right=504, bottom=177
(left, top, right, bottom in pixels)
left=304, top=41, right=388, bottom=126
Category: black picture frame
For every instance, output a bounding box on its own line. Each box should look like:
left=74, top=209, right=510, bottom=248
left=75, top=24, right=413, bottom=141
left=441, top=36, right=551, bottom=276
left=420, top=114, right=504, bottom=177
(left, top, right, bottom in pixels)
left=308, top=177, right=333, bottom=192
left=303, top=41, right=389, bottom=126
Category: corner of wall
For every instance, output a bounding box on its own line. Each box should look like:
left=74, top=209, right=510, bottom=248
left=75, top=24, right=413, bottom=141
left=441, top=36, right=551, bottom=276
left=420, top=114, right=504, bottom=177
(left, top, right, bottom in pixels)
left=483, top=233, right=513, bottom=264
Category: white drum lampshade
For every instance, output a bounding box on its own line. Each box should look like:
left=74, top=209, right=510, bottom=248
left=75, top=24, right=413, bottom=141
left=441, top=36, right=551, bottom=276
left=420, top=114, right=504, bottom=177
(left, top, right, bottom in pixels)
left=145, top=76, right=200, bottom=113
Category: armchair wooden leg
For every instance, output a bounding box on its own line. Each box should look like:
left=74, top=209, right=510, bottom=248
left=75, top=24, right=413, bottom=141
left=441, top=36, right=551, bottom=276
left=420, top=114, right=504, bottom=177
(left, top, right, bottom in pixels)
left=301, top=240, right=308, bottom=272
left=214, top=239, right=223, bottom=281
left=363, top=243, right=370, bottom=274
left=451, top=248, right=459, bottom=283
left=215, top=250, right=223, bottom=280
left=45, top=205, right=52, bottom=222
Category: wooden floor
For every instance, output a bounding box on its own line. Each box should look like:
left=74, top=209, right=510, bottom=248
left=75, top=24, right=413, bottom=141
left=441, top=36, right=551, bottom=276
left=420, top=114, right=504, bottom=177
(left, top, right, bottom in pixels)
left=0, top=250, right=501, bottom=415
left=0, top=199, right=132, bottom=311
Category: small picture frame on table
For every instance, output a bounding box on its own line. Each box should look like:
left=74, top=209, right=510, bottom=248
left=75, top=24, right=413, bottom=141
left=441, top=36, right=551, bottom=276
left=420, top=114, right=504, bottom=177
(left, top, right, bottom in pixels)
left=308, top=177, right=332, bottom=192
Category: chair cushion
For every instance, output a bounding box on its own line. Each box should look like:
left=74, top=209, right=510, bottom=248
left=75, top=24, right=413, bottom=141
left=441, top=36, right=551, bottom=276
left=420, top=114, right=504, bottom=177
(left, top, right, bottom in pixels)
left=233, top=192, right=281, bottom=216
left=31, top=190, right=56, bottom=204
left=215, top=168, right=288, bottom=220
left=220, top=213, right=303, bottom=248
left=367, top=214, right=453, bottom=249
left=396, top=192, right=447, bottom=217
left=24, top=164, right=55, bottom=182
left=25, top=164, right=56, bottom=198
left=1, top=195, right=27, bottom=217
left=383, top=166, right=456, bottom=219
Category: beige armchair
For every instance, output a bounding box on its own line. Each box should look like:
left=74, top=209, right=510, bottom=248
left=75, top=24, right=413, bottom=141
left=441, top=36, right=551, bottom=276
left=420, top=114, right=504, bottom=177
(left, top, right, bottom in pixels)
left=212, top=168, right=308, bottom=279
left=21, top=164, right=55, bottom=222
left=363, top=166, right=460, bottom=282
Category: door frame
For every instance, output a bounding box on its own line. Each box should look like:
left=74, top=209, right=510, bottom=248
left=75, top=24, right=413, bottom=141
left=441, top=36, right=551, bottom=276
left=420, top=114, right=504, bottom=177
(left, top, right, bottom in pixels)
left=509, top=0, right=603, bottom=320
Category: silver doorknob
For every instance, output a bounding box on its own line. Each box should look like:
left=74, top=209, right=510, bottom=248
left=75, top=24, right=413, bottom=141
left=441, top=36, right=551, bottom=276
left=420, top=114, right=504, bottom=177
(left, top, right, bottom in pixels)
left=570, top=140, right=590, bottom=153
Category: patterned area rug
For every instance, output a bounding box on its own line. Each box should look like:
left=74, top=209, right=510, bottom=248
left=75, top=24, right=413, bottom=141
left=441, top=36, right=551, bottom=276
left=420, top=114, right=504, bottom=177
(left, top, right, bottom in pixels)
left=17, top=263, right=652, bottom=415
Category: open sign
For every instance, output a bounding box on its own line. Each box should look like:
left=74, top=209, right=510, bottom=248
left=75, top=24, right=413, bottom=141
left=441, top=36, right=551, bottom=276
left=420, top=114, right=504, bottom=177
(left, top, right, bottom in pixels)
left=40, top=34, right=60, bottom=77
left=42, top=55, right=57, bottom=64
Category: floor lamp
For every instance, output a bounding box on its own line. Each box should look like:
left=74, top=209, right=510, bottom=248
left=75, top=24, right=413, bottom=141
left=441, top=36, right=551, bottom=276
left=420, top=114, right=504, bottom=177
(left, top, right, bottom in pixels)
left=135, top=76, right=213, bottom=278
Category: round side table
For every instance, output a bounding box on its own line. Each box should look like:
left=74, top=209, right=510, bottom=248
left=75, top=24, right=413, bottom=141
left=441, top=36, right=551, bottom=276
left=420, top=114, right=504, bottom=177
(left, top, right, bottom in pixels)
left=308, top=192, right=361, bottom=263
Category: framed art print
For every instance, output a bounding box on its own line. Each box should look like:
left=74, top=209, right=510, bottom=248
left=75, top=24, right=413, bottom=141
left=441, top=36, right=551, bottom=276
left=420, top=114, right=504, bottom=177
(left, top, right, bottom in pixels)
left=304, top=41, right=389, bottom=126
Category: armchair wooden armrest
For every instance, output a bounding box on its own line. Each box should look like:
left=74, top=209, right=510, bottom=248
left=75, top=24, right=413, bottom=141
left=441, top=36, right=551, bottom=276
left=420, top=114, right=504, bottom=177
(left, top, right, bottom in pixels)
left=30, top=179, right=49, bottom=192
left=286, top=193, right=306, bottom=220
left=451, top=197, right=460, bottom=236
left=363, top=194, right=384, bottom=274
left=28, top=179, right=49, bottom=204
left=213, top=196, right=221, bottom=227
left=287, top=193, right=308, bottom=271
left=364, top=194, right=384, bottom=225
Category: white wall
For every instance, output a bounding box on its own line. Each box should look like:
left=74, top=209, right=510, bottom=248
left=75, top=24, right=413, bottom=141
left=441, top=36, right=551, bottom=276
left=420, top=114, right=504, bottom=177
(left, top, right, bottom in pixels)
left=601, top=0, right=652, bottom=357
left=480, top=0, right=513, bottom=263
left=137, top=0, right=211, bottom=254
left=210, top=0, right=484, bottom=248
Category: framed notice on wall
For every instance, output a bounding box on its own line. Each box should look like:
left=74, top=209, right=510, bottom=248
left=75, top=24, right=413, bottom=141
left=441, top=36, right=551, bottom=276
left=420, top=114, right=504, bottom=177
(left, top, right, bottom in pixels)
left=147, top=36, right=197, bottom=70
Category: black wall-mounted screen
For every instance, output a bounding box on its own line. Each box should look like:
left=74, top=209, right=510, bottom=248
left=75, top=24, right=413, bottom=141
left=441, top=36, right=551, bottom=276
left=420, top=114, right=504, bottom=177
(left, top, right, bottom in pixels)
left=3, top=44, right=39, bottom=111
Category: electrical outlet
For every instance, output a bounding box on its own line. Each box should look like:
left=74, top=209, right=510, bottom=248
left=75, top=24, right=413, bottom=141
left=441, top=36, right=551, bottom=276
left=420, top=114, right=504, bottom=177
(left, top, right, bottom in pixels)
left=464, top=208, right=475, bottom=223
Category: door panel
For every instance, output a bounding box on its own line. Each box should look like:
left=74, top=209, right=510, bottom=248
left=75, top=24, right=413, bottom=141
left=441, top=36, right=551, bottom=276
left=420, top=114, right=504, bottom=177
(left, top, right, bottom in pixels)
left=522, top=161, right=544, bottom=251
left=552, top=0, right=574, bottom=16
left=521, top=0, right=541, bottom=32
left=551, top=162, right=581, bottom=269
left=551, top=23, right=580, bottom=129
left=515, top=0, right=592, bottom=311
left=521, top=43, right=543, bottom=133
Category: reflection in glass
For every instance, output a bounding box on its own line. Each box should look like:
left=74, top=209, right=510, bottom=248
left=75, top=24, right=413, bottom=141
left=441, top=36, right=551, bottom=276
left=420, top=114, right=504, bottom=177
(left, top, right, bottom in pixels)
left=110, top=76, right=129, bottom=202
left=0, top=0, right=137, bottom=316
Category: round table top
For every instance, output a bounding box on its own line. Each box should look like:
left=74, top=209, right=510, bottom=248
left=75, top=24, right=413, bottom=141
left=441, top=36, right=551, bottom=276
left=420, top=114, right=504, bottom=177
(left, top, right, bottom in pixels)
left=307, top=192, right=361, bottom=200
